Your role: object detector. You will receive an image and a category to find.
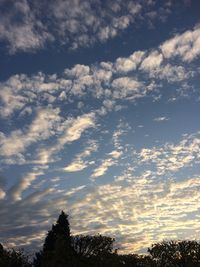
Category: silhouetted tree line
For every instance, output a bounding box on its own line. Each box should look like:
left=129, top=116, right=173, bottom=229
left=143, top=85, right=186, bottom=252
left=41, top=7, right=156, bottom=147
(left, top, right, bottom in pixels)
left=1, top=211, right=200, bottom=266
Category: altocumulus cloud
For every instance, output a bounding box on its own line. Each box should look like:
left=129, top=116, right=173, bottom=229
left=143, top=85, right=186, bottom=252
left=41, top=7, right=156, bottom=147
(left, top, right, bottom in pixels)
left=0, top=0, right=177, bottom=53
left=0, top=19, right=200, bottom=255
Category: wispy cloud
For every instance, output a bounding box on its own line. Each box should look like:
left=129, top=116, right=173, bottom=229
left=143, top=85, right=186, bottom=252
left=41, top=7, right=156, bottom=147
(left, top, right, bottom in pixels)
left=0, top=108, right=61, bottom=157
left=153, top=116, right=169, bottom=122
left=10, top=170, right=44, bottom=201
left=59, top=112, right=96, bottom=144
left=91, top=150, right=122, bottom=178
left=64, top=140, right=98, bottom=172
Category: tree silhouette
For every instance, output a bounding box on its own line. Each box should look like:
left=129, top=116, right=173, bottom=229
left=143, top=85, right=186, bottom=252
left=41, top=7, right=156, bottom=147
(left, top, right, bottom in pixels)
left=0, top=243, right=30, bottom=267
left=72, top=234, right=115, bottom=258
left=43, top=211, right=71, bottom=252
left=72, top=234, right=116, bottom=266
left=34, top=211, right=79, bottom=267
left=148, top=240, right=200, bottom=267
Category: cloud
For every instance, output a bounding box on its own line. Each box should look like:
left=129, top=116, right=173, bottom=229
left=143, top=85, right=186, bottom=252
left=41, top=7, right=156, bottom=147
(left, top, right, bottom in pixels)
left=149, top=63, right=192, bottom=82
left=1, top=23, right=200, bottom=254
left=59, top=112, right=96, bottom=144
left=140, top=51, right=163, bottom=71
left=1, top=131, right=200, bottom=253
left=32, top=113, right=97, bottom=169
left=68, top=171, right=200, bottom=253
left=0, top=189, right=6, bottom=200
left=64, top=161, right=88, bottom=172
left=108, top=150, right=122, bottom=159
left=64, top=64, right=90, bottom=78
left=138, top=132, right=200, bottom=175
left=0, top=73, right=64, bottom=118
left=112, top=77, right=143, bottom=100
left=30, top=114, right=96, bottom=172
left=1, top=27, right=199, bottom=121
left=0, top=0, right=179, bottom=53
left=0, top=0, right=52, bottom=53
left=153, top=116, right=169, bottom=122
left=160, top=25, right=200, bottom=62
left=0, top=25, right=200, bottom=172
left=92, top=158, right=115, bottom=178
left=64, top=140, right=98, bottom=172
left=0, top=108, right=61, bottom=157
left=92, top=150, right=122, bottom=178
left=10, top=170, right=44, bottom=201
left=115, top=51, right=145, bottom=73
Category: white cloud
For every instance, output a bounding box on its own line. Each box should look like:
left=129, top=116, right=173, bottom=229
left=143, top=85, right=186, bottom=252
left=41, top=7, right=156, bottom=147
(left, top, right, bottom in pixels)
left=64, top=64, right=90, bottom=78
left=64, top=140, right=98, bottom=172
left=0, top=73, right=65, bottom=118
left=59, top=112, right=96, bottom=145
left=11, top=170, right=44, bottom=201
left=31, top=114, right=97, bottom=168
left=0, top=0, right=177, bottom=53
left=115, top=58, right=136, bottom=73
left=91, top=158, right=115, bottom=178
left=0, top=108, right=61, bottom=157
left=69, top=171, right=200, bottom=253
left=92, top=150, right=122, bottom=178
left=108, top=150, right=122, bottom=159
left=0, top=0, right=52, bottom=53
left=153, top=116, right=169, bottom=122
left=140, top=51, right=163, bottom=71
left=149, top=63, right=191, bottom=82
left=138, top=132, right=200, bottom=175
left=112, top=77, right=143, bottom=99
left=1, top=27, right=198, bottom=121
left=64, top=161, right=88, bottom=172
left=160, top=25, right=200, bottom=62
left=115, top=51, right=145, bottom=73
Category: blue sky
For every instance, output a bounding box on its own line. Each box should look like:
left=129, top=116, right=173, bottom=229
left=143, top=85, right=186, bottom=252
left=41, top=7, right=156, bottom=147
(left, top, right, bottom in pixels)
left=0, top=0, right=200, bottom=254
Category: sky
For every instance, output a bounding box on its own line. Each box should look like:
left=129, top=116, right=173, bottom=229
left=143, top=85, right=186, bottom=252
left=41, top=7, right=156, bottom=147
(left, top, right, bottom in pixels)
left=0, top=0, right=200, bottom=254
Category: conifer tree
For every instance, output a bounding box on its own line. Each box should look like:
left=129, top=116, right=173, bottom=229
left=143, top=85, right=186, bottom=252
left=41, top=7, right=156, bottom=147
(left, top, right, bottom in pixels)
left=35, top=211, right=79, bottom=267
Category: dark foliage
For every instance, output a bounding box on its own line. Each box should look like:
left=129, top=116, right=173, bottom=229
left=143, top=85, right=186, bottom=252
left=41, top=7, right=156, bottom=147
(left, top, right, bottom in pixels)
left=72, top=234, right=117, bottom=266
left=34, top=211, right=78, bottom=267
left=148, top=240, right=200, bottom=267
left=0, top=243, right=31, bottom=267
left=72, top=234, right=114, bottom=257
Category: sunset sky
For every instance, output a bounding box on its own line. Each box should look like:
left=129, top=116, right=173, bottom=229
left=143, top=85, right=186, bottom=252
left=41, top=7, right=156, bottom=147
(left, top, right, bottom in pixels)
left=0, top=0, right=200, bottom=254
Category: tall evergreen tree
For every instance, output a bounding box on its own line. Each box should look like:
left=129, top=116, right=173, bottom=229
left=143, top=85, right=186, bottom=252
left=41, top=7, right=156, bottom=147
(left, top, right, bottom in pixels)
left=43, top=211, right=71, bottom=252
left=34, top=211, right=79, bottom=267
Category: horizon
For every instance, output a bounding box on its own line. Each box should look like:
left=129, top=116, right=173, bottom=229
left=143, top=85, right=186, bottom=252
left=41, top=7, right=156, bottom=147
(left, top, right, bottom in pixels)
left=0, top=0, right=200, bottom=255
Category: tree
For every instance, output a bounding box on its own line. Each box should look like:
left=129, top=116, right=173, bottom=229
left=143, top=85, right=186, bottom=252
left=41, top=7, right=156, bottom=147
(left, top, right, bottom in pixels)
left=43, top=211, right=71, bottom=252
left=148, top=240, right=200, bottom=267
left=72, top=235, right=117, bottom=267
left=72, top=234, right=115, bottom=258
left=117, top=254, right=156, bottom=267
left=0, top=243, right=31, bottom=267
left=34, top=211, right=79, bottom=267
